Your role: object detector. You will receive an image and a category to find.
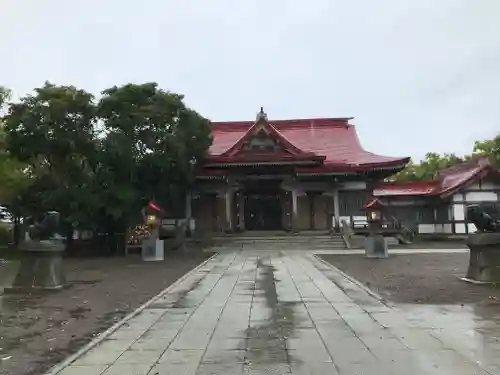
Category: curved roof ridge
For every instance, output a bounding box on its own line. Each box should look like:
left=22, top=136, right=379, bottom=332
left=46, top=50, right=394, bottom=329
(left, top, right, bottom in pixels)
left=436, top=156, right=492, bottom=178
left=211, top=117, right=353, bottom=131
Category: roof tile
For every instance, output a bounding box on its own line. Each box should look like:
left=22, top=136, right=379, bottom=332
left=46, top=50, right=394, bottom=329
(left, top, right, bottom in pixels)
left=209, top=118, right=408, bottom=168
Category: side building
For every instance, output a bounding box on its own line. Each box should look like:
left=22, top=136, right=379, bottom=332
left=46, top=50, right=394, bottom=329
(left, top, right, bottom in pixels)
left=372, top=157, right=500, bottom=235
left=188, top=109, right=409, bottom=235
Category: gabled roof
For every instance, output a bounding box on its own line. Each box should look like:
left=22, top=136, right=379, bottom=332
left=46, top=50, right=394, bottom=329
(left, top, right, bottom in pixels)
left=220, top=113, right=313, bottom=158
left=363, top=198, right=386, bottom=210
left=207, top=110, right=324, bottom=165
left=207, top=114, right=409, bottom=172
left=373, top=157, right=500, bottom=199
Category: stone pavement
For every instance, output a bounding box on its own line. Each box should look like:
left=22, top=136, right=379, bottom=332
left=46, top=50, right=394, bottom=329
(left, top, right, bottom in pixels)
left=49, top=251, right=500, bottom=375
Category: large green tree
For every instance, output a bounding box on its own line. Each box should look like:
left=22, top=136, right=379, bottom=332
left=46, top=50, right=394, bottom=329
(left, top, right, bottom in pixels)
left=0, top=86, right=11, bottom=105
left=0, top=87, right=32, bottom=216
left=2, top=82, right=212, bottom=254
left=472, top=135, right=500, bottom=168
left=95, top=83, right=211, bottom=229
left=391, top=152, right=464, bottom=182
left=3, top=83, right=97, bottom=236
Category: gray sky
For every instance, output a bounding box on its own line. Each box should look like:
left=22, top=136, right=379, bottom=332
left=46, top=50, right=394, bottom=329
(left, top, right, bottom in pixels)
left=1, top=0, right=499, bottom=161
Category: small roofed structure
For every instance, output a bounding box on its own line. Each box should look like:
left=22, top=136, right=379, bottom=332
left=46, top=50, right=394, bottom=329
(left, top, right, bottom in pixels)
left=371, top=157, right=500, bottom=236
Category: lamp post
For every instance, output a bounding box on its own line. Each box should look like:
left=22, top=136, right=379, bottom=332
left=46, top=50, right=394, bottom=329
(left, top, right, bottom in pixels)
left=363, top=199, right=388, bottom=258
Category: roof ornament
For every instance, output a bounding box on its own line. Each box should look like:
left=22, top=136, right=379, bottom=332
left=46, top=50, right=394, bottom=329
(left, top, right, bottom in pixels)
left=256, top=106, right=268, bottom=121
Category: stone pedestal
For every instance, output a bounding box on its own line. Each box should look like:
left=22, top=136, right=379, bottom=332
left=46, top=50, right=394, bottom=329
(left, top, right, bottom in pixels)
left=8, top=240, right=66, bottom=291
left=464, top=233, right=500, bottom=283
left=364, top=234, right=388, bottom=258
left=142, top=228, right=165, bottom=261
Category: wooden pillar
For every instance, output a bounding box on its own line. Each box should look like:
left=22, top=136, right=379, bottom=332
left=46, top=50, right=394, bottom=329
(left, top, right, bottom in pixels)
left=332, top=188, right=340, bottom=230
left=185, top=191, right=192, bottom=219
left=291, top=188, right=298, bottom=232
left=185, top=190, right=193, bottom=234
left=237, top=192, right=245, bottom=231
left=309, top=192, right=315, bottom=230
left=225, top=189, right=233, bottom=232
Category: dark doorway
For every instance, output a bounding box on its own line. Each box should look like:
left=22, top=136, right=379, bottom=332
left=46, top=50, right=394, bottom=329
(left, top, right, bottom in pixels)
left=244, top=193, right=283, bottom=230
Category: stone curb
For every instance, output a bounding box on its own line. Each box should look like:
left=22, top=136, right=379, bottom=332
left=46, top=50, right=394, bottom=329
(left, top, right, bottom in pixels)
left=310, top=253, right=388, bottom=305
left=44, top=252, right=219, bottom=375
left=312, top=248, right=467, bottom=255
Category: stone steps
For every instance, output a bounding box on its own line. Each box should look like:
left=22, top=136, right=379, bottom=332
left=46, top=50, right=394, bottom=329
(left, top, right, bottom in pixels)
left=208, top=233, right=346, bottom=251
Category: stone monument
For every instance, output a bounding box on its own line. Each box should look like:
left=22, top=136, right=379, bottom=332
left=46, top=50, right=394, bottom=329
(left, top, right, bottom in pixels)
left=8, top=212, right=66, bottom=291
left=464, top=204, right=500, bottom=283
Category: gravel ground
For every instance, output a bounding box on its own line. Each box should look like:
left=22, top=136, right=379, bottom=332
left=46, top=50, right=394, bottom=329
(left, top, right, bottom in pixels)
left=0, top=253, right=211, bottom=375
left=318, top=253, right=500, bottom=305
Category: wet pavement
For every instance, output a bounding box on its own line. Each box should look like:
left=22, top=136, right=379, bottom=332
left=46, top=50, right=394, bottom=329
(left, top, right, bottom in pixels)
left=47, top=251, right=500, bottom=375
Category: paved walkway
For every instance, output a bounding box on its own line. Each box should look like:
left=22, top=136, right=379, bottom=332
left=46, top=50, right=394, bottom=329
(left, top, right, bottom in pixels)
left=51, top=251, right=500, bottom=375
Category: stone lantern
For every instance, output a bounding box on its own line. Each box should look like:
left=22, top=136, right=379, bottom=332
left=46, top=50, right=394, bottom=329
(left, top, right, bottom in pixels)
left=141, top=201, right=164, bottom=261
left=363, top=198, right=388, bottom=258
left=463, top=204, right=500, bottom=283
left=8, top=212, right=66, bottom=291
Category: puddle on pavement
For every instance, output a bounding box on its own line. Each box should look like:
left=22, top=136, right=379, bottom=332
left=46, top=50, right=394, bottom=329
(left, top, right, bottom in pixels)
left=243, top=257, right=298, bottom=368
left=393, top=302, right=500, bottom=368
left=168, top=279, right=203, bottom=309
left=314, top=259, right=383, bottom=308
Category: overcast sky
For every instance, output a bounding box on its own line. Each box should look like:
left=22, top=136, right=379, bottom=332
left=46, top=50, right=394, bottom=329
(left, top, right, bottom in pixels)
left=1, top=0, right=499, bottom=161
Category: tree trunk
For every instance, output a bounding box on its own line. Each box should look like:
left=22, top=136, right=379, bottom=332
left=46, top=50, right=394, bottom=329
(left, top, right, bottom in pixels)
left=99, top=216, right=128, bottom=256
left=13, top=216, right=21, bottom=248
left=65, top=223, right=74, bottom=254
left=106, top=221, right=116, bottom=256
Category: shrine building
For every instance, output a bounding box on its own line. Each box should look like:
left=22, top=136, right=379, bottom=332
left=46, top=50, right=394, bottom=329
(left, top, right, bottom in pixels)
left=188, top=108, right=410, bottom=234
left=371, top=156, right=500, bottom=235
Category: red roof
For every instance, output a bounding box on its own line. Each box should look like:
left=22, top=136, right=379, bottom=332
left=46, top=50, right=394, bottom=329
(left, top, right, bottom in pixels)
left=206, top=117, right=409, bottom=172
left=363, top=198, right=386, bottom=210
left=373, top=157, right=500, bottom=198
left=372, top=181, right=438, bottom=196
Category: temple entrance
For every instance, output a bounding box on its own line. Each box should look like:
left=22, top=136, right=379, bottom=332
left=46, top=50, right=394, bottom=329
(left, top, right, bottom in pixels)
left=244, top=192, right=283, bottom=231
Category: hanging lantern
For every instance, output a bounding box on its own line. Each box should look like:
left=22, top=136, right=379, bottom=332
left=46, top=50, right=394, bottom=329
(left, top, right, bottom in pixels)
left=146, top=213, right=158, bottom=226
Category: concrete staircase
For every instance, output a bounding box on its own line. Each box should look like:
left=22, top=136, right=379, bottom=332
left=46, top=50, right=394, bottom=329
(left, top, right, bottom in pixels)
left=207, top=231, right=346, bottom=252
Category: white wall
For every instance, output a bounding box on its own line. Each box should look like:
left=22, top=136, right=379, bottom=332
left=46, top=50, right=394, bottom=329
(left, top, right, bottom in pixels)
left=340, top=215, right=367, bottom=227
left=453, top=191, right=498, bottom=202
left=418, top=223, right=453, bottom=234
left=452, top=203, right=465, bottom=220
